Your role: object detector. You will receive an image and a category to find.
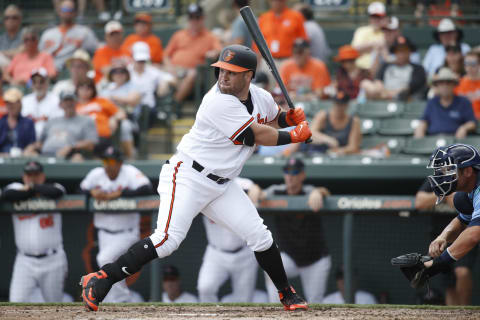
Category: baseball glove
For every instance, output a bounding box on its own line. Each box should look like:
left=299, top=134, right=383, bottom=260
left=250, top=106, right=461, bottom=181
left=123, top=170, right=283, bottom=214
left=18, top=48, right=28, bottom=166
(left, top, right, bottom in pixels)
left=391, top=253, right=432, bottom=289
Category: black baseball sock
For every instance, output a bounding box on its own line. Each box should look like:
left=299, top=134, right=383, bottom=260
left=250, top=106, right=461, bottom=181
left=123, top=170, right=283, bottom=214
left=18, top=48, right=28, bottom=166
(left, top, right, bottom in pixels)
left=101, top=237, right=158, bottom=283
left=254, top=241, right=289, bottom=291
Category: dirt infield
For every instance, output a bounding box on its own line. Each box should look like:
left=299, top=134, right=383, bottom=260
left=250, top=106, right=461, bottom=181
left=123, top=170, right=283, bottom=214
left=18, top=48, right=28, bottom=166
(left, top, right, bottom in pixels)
left=1, top=303, right=480, bottom=320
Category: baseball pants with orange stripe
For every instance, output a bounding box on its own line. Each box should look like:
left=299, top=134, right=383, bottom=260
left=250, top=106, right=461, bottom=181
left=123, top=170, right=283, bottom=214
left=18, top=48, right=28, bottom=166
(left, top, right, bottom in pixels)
left=149, top=153, right=273, bottom=257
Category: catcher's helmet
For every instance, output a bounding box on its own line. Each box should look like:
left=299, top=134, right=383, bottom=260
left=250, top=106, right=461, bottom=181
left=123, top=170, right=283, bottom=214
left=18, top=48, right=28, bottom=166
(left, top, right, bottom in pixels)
left=211, top=44, right=257, bottom=78
left=427, top=143, right=480, bottom=203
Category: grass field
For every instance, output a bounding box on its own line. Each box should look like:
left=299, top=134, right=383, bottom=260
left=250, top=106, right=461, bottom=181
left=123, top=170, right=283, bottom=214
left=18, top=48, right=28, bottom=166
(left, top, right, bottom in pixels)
left=1, top=303, right=480, bottom=319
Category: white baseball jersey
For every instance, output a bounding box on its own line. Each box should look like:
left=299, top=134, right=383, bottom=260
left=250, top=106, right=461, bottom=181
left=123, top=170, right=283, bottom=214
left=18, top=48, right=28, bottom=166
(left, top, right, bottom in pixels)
left=5, top=182, right=65, bottom=255
left=21, top=92, right=63, bottom=138
left=80, top=164, right=151, bottom=231
left=162, top=291, right=198, bottom=303
left=177, top=83, right=280, bottom=179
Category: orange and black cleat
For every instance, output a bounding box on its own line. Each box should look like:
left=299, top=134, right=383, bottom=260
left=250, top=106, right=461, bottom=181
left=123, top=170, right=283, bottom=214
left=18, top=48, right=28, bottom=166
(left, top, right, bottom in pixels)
left=79, top=270, right=111, bottom=311
left=279, top=286, right=308, bottom=311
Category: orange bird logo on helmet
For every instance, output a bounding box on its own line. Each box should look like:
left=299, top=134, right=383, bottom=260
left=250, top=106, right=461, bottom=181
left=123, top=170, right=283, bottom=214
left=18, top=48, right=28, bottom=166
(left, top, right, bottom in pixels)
left=223, top=50, right=235, bottom=62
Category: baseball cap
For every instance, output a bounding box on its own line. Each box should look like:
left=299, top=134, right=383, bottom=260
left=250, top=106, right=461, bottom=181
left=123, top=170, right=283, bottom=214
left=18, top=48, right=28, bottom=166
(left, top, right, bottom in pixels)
left=432, top=67, right=459, bottom=84
left=187, top=3, right=203, bottom=18
left=334, top=45, right=360, bottom=62
left=333, top=90, right=350, bottom=105
left=367, top=1, right=386, bottom=16
left=163, top=265, right=180, bottom=280
left=211, top=44, right=257, bottom=74
left=3, top=87, right=23, bottom=103
left=385, top=16, right=399, bottom=30
left=283, top=157, right=305, bottom=174
left=134, top=12, right=152, bottom=23
left=60, top=89, right=77, bottom=101
left=31, top=67, right=48, bottom=79
left=132, top=41, right=151, bottom=61
left=293, top=38, right=310, bottom=52
left=105, top=20, right=123, bottom=34
left=101, top=146, right=124, bottom=161
left=253, top=72, right=269, bottom=87
left=24, top=161, right=43, bottom=174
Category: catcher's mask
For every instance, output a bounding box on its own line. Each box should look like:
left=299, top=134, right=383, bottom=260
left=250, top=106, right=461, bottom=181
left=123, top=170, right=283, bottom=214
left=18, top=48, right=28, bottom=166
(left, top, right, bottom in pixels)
left=427, top=143, right=480, bottom=204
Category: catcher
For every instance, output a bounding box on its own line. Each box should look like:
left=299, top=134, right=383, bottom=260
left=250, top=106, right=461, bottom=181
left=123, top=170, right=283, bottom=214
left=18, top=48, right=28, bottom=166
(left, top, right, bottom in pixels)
left=392, top=143, right=480, bottom=289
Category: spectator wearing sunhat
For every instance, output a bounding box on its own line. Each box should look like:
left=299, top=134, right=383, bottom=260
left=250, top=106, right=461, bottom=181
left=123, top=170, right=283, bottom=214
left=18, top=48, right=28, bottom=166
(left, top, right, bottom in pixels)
left=21, top=68, right=63, bottom=138
left=415, top=67, right=476, bottom=139
left=351, top=1, right=387, bottom=70
left=52, top=49, right=92, bottom=97
left=334, top=45, right=371, bottom=99
left=24, top=89, right=98, bottom=160
left=121, top=12, right=164, bottom=65
left=423, top=18, right=471, bottom=77
left=361, top=35, right=426, bottom=101
left=92, top=20, right=131, bottom=83
left=163, top=3, right=221, bottom=104
left=0, top=88, right=35, bottom=155
left=128, top=42, right=176, bottom=111
left=279, top=38, right=331, bottom=100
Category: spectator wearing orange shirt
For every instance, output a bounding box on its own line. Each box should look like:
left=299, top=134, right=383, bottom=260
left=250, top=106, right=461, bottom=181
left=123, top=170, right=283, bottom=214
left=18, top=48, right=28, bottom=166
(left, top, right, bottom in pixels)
left=257, top=0, right=308, bottom=60
left=0, top=69, right=6, bottom=118
left=280, top=39, right=330, bottom=100
left=92, top=21, right=130, bottom=83
left=75, top=78, right=134, bottom=157
left=5, top=27, right=56, bottom=86
left=121, top=12, right=163, bottom=65
left=456, top=52, right=480, bottom=119
left=163, top=4, right=221, bottom=104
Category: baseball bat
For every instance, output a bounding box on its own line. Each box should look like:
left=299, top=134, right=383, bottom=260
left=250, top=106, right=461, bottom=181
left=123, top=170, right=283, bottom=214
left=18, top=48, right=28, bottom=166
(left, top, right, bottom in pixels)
left=240, top=6, right=311, bottom=143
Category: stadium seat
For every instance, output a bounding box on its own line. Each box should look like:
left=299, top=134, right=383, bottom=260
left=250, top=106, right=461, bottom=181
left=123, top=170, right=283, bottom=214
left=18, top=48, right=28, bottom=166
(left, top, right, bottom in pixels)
left=455, top=136, right=480, bottom=147
left=378, top=118, right=421, bottom=136
left=360, top=118, right=380, bottom=135
left=361, top=136, right=406, bottom=154
left=295, top=100, right=332, bottom=118
left=355, top=101, right=404, bottom=119
left=403, top=136, right=455, bottom=156
left=402, top=101, right=426, bottom=119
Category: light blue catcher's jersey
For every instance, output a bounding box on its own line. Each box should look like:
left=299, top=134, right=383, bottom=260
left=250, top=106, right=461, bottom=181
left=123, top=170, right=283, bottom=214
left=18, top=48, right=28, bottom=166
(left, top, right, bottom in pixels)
left=457, top=179, right=480, bottom=226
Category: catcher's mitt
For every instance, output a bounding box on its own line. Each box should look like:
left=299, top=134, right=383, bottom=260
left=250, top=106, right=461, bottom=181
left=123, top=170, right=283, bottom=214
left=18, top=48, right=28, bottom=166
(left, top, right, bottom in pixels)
left=391, top=253, right=432, bottom=289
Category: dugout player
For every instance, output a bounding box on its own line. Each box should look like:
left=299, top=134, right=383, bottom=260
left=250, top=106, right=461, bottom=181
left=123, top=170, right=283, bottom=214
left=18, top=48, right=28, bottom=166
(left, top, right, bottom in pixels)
left=80, top=146, right=153, bottom=303
left=413, top=144, right=480, bottom=289
left=197, top=177, right=263, bottom=303
left=162, top=265, right=198, bottom=303
left=2, top=161, right=67, bottom=302
left=415, top=179, right=476, bottom=305
left=80, top=44, right=312, bottom=312
left=262, top=157, right=332, bottom=303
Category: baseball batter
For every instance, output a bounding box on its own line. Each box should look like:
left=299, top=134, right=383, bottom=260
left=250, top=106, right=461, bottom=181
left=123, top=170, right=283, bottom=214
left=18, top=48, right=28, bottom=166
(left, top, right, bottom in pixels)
left=197, top=177, right=262, bottom=302
left=80, top=147, right=153, bottom=303
left=2, top=161, right=67, bottom=302
left=80, top=44, right=312, bottom=312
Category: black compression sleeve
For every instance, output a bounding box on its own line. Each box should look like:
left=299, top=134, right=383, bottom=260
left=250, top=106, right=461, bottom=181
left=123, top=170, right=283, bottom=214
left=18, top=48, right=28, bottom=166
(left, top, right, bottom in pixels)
left=278, top=112, right=289, bottom=128
left=32, top=184, right=65, bottom=199
left=121, top=184, right=154, bottom=197
left=2, top=188, right=34, bottom=201
left=276, top=131, right=291, bottom=145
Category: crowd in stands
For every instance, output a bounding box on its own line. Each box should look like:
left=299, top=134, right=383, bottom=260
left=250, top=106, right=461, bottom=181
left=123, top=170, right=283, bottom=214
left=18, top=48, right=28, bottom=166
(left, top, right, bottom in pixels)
left=0, top=0, right=479, bottom=160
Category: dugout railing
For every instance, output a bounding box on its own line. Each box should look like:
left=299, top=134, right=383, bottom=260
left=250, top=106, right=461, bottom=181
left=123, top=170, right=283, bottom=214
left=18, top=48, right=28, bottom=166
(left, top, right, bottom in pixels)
left=0, top=194, right=459, bottom=304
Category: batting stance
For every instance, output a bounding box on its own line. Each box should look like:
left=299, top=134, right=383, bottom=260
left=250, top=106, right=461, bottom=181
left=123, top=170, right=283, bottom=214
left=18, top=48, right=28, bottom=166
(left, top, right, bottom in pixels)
left=80, top=147, right=153, bottom=302
left=80, top=44, right=312, bottom=311
left=197, top=177, right=263, bottom=303
left=393, top=144, right=480, bottom=288
left=2, top=161, right=67, bottom=302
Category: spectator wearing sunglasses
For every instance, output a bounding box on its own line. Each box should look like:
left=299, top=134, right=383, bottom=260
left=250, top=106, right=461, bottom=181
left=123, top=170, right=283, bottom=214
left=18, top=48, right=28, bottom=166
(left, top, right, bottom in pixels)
left=40, top=0, right=98, bottom=71
left=456, top=52, right=480, bottom=119
left=259, top=157, right=331, bottom=304
left=5, top=27, right=56, bottom=86
left=0, top=5, right=23, bottom=68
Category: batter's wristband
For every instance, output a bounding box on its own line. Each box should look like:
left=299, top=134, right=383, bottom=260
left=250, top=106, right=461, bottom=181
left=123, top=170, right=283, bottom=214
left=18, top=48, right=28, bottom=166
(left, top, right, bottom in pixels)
left=276, top=131, right=291, bottom=145
left=278, top=112, right=289, bottom=128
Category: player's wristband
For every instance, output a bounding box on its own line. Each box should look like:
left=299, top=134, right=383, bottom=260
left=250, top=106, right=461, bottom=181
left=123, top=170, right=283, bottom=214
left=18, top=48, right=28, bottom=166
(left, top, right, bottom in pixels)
left=277, top=112, right=289, bottom=128
left=276, top=131, right=291, bottom=145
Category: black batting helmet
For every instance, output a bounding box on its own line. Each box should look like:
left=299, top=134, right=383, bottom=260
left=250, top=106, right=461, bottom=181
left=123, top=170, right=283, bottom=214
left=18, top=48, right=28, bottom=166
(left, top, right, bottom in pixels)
left=211, top=44, right=257, bottom=78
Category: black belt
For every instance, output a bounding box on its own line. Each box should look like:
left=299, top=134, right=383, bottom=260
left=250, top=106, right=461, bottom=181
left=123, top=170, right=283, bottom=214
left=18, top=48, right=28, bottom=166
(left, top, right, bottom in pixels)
left=210, top=244, right=244, bottom=254
left=23, top=249, right=57, bottom=259
left=167, top=159, right=230, bottom=185
left=97, top=227, right=134, bottom=234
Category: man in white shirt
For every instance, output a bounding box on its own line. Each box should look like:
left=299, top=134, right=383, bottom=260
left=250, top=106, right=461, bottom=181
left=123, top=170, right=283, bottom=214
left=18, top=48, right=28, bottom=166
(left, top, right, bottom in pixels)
left=162, top=265, right=198, bottom=303
left=323, top=268, right=377, bottom=305
left=21, top=68, right=63, bottom=138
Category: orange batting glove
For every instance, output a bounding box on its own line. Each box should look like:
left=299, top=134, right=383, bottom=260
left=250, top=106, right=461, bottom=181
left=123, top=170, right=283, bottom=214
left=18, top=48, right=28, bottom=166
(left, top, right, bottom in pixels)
left=286, top=108, right=306, bottom=126
left=289, top=121, right=312, bottom=143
